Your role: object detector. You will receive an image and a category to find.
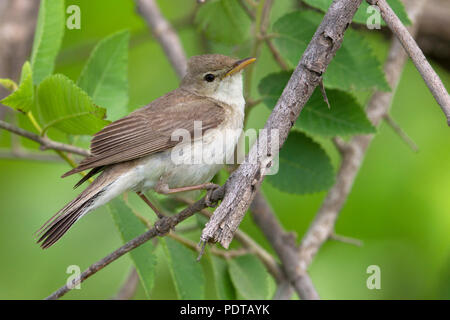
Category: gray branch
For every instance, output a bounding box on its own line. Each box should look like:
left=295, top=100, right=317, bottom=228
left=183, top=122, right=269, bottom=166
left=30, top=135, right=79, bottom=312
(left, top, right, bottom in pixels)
left=201, top=0, right=365, bottom=248
left=367, top=0, right=450, bottom=125
left=298, top=0, right=425, bottom=270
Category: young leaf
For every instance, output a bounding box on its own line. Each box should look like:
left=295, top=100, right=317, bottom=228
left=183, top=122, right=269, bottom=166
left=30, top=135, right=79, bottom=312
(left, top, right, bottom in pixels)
left=0, top=62, right=34, bottom=113
left=78, top=30, right=130, bottom=121
left=272, top=11, right=389, bottom=91
left=259, top=71, right=376, bottom=136
left=302, top=0, right=411, bottom=25
left=210, top=255, right=236, bottom=300
left=36, top=74, right=109, bottom=135
left=267, top=131, right=334, bottom=194
left=108, top=198, right=157, bottom=299
left=31, top=0, right=65, bottom=85
left=227, top=254, right=269, bottom=300
left=195, top=0, right=251, bottom=45
left=162, top=238, right=205, bottom=299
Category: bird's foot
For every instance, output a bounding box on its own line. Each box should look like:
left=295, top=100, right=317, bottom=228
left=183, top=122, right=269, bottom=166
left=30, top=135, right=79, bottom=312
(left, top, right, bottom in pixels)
left=204, top=183, right=220, bottom=208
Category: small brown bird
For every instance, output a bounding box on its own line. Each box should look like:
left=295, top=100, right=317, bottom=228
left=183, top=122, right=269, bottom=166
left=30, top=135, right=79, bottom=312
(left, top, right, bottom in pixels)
left=36, top=54, right=255, bottom=248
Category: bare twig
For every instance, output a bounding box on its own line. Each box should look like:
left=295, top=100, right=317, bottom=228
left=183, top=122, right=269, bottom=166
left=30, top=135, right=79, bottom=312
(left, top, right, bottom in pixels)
left=113, top=268, right=139, bottom=300
left=383, top=114, right=419, bottom=152
left=367, top=0, right=450, bottom=125
left=0, top=120, right=90, bottom=157
left=298, top=0, right=425, bottom=271
left=0, top=148, right=61, bottom=162
left=134, top=0, right=187, bottom=78
left=329, top=233, right=363, bottom=247
left=201, top=0, right=365, bottom=249
left=45, top=187, right=225, bottom=300
left=251, top=192, right=319, bottom=300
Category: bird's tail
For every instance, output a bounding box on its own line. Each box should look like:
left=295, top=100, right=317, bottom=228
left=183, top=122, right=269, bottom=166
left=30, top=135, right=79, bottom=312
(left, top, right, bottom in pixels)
left=36, top=167, right=124, bottom=249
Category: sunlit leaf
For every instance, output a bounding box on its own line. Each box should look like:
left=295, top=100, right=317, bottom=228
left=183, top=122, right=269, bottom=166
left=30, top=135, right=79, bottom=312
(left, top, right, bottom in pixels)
left=78, top=30, right=130, bottom=121
left=0, top=62, right=34, bottom=113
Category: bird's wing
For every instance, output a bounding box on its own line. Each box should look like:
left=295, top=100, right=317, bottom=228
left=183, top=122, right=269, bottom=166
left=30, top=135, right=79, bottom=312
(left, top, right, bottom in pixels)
left=62, top=91, right=225, bottom=177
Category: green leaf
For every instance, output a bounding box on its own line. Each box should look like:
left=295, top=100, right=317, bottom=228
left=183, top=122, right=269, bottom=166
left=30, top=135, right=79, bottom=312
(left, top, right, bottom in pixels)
left=36, top=74, right=109, bottom=135
left=302, top=0, right=411, bottom=25
left=259, top=71, right=376, bottom=136
left=195, top=0, right=251, bottom=45
left=162, top=238, right=205, bottom=299
left=108, top=198, right=156, bottom=299
left=31, top=0, right=65, bottom=85
left=210, top=255, right=236, bottom=300
left=267, top=131, right=334, bottom=194
left=273, top=11, right=389, bottom=91
left=78, top=30, right=130, bottom=121
left=0, top=62, right=34, bottom=113
left=227, top=254, right=269, bottom=300
left=0, top=79, right=18, bottom=92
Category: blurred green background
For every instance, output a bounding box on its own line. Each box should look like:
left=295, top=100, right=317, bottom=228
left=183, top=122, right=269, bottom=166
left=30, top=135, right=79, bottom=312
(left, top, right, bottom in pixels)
left=0, top=0, right=449, bottom=299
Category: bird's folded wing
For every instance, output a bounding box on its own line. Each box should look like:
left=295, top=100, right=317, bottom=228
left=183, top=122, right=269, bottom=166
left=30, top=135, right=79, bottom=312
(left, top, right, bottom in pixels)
left=62, top=94, right=225, bottom=177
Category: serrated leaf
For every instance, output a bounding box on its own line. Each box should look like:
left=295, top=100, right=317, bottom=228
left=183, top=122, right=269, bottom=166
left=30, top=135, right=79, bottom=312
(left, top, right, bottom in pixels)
left=210, top=255, right=236, bottom=300
left=267, top=131, right=334, bottom=194
left=0, top=62, right=34, bottom=113
left=78, top=30, right=130, bottom=121
left=302, top=0, right=411, bottom=25
left=195, top=0, right=251, bottom=45
left=259, top=71, right=376, bottom=136
left=227, top=254, right=269, bottom=300
left=36, top=74, right=109, bottom=135
left=273, top=10, right=389, bottom=91
left=0, top=79, right=18, bottom=92
left=162, top=238, right=205, bottom=299
left=31, top=0, right=65, bottom=85
left=108, top=198, right=156, bottom=299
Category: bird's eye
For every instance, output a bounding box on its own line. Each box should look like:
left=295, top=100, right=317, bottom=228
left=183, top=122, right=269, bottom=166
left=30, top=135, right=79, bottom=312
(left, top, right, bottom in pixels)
left=204, top=73, right=215, bottom=82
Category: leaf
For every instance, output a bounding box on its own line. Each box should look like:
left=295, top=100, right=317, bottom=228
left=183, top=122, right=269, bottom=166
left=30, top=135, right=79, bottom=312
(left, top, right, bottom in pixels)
left=227, top=254, right=269, bottom=300
left=210, top=255, right=236, bottom=300
left=162, top=238, right=205, bottom=299
left=31, top=0, right=65, bottom=85
left=108, top=198, right=157, bottom=299
left=36, top=74, right=109, bottom=135
left=195, top=0, right=251, bottom=45
left=266, top=131, right=334, bottom=194
left=0, top=79, right=18, bottom=92
left=272, top=10, right=389, bottom=91
left=78, top=30, right=130, bottom=121
left=259, top=71, right=376, bottom=136
left=0, top=62, right=34, bottom=113
left=302, top=0, right=411, bottom=25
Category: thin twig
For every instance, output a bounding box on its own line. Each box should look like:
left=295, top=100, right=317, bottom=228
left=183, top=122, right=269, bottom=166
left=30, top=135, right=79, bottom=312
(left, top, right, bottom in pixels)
left=368, top=0, right=450, bottom=125
left=113, top=268, right=139, bottom=300
left=0, top=120, right=90, bottom=157
left=329, top=233, right=363, bottom=247
left=0, top=148, right=62, bottom=162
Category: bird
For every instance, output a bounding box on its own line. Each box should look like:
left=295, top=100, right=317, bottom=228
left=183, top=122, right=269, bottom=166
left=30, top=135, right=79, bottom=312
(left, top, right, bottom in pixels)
left=36, top=54, right=256, bottom=249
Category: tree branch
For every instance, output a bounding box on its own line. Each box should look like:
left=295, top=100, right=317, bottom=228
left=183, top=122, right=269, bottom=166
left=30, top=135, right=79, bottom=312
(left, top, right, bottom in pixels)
left=367, top=0, right=450, bottom=125
left=0, top=120, right=90, bottom=157
left=201, top=0, right=365, bottom=249
left=251, top=191, right=319, bottom=300
left=134, top=0, right=187, bottom=78
left=45, top=187, right=225, bottom=300
left=298, top=0, right=425, bottom=270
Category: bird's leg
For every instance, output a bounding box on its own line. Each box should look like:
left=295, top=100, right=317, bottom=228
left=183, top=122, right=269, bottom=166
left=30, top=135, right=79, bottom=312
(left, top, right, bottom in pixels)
left=136, top=191, right=165, bottom=219
left=155, top=181, right=220, bottom=207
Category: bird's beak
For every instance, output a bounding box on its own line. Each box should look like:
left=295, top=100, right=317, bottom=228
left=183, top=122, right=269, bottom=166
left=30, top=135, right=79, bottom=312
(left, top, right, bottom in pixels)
left=224, top=57, right=256, bottom=78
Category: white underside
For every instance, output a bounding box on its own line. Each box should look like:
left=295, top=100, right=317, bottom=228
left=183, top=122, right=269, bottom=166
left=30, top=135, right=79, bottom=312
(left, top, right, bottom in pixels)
left=85, top=73, right=245, bottom=214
